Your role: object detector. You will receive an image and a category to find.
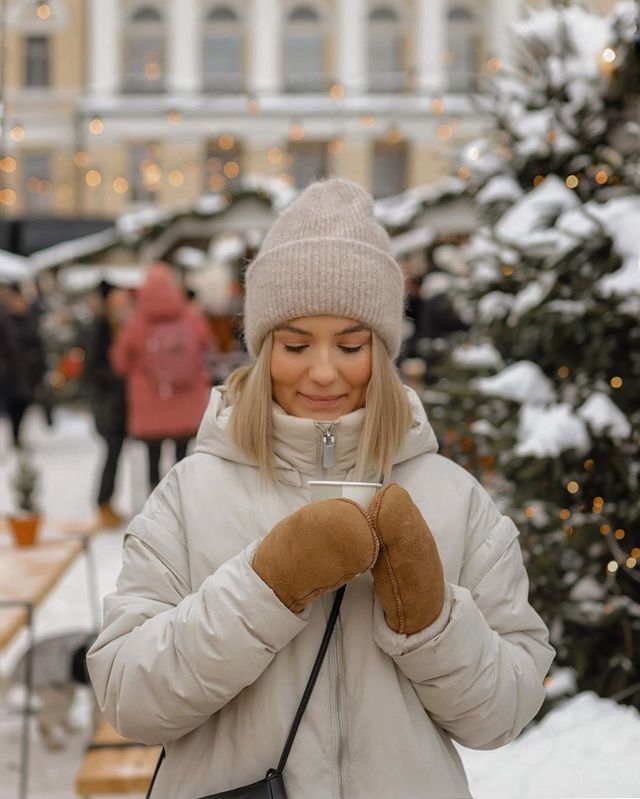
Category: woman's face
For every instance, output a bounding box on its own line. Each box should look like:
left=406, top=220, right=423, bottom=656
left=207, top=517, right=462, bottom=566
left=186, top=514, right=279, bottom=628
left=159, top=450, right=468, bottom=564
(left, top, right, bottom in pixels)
left=270, top=315, right=372, bottom=420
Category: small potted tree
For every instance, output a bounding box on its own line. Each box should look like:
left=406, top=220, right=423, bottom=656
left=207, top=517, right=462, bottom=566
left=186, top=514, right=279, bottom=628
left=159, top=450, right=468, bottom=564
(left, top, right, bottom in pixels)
left=8, top=454, right=42, bottom=546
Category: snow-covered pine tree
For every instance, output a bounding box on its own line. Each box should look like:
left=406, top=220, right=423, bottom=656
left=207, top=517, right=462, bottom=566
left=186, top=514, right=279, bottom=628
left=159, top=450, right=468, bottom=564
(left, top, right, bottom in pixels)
left=423, top=0, right=640, bottom=707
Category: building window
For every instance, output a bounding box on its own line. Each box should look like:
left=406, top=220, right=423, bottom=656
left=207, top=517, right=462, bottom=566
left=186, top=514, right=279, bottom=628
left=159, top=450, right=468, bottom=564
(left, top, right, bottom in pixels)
left=24, top=36, right=50, bottom=87
left=372, top=140, right=407, bottom=198
left=123, top=4, right=166, bottom=94
left=368, top=5, right=406, bottom=93
left=284, top=5, right=327, bottom=93
left=288, top=141, right=327, bottom=189
left=446, top=6, right=480, bottom=92
left=203, top=5, right=244, bottom=93
left=130, top=142, right=161, bottom=202
left=205, top=137, right=243, bottom=192
left=23, top=153, right=52, bottom=214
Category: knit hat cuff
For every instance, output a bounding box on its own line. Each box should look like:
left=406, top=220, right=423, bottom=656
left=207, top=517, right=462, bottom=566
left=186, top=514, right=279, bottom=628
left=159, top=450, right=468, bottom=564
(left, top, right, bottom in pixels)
left=244, top=237, right=404, bottom=359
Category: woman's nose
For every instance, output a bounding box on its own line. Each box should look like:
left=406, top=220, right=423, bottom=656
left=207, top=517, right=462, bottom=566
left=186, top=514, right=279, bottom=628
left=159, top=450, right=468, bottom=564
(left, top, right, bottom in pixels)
left=308, top=354, right=338, bottom=384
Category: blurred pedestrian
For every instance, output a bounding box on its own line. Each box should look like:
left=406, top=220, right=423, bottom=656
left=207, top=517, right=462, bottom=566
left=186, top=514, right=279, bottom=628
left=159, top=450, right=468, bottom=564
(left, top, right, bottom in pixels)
left=83, top=281, right=131, bottom=528
left=1, top=284, right=46, bottom=447
left=110, top=263, right=211, bottom=489
left=0, top=301, right=16, bottom=418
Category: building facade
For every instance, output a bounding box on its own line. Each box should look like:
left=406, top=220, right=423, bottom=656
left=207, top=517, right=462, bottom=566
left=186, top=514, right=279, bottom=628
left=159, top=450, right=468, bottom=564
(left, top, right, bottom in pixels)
left=0, top=0, right=617, bottom=220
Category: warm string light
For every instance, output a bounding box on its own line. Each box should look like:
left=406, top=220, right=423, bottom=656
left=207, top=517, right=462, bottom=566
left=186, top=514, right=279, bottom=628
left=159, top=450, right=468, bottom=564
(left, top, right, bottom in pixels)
left=289, top=123, right=305, bottom=141
left=0, top=157, right=17, bottom=173
left=10, top=126, right=25, bottom=143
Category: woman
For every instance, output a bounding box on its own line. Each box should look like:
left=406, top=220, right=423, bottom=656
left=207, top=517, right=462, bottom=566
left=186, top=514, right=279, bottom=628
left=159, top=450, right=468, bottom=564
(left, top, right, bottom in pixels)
left=88, top=179, right=554, bottom=799
left=110, top=263, right=212, bottom=490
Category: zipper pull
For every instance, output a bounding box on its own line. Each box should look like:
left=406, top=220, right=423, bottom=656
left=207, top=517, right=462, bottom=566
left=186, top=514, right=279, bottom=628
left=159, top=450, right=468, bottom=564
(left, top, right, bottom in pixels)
left=322, top=429, right=336, bottom=471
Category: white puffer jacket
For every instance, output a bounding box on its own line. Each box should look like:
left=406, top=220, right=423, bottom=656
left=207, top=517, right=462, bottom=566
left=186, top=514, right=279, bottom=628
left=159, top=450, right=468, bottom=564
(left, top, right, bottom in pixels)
left=88, top=387, right=554, bottom=799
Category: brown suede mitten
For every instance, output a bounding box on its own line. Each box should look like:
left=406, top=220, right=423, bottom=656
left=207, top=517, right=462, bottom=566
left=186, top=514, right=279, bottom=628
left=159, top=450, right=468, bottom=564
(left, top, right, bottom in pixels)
left=253, top=499, right=379, bottom=613
left=369, top=484, right=445, bottom=635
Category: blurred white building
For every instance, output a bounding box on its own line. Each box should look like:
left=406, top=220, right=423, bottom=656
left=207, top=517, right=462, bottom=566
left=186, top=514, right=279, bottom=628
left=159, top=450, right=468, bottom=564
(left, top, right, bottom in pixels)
left=0, top=0, right=617, bottom=220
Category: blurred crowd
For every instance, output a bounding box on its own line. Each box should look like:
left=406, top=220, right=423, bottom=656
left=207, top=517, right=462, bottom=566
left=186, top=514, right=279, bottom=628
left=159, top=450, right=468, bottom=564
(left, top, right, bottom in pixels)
left=1, top=264, right=219, bottom=528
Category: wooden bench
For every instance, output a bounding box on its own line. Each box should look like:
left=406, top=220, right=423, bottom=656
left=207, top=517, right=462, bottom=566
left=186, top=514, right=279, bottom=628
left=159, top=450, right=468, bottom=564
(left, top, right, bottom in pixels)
left=75, top=721, right=162, bottom=796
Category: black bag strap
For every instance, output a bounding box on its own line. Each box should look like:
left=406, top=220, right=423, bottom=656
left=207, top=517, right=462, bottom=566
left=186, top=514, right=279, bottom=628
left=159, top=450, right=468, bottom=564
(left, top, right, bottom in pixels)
left=276, top=585, right=345, bottom=774
left=145, top=587, right=345, bottom=798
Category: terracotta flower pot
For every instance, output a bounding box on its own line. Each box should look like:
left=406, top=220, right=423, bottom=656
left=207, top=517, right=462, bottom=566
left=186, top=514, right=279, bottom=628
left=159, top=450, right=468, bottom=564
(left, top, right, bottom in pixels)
left=8, top=514, right=41, bottom=547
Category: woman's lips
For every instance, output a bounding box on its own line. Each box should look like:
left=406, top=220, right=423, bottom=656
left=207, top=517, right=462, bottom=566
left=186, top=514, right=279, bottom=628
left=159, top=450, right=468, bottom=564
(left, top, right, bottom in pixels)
left=298, top=393, right=345, bottom=407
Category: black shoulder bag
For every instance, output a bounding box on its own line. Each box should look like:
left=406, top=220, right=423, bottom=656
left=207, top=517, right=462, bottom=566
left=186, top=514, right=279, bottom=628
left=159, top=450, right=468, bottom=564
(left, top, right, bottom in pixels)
left=145, top=586, right=345, bottom=799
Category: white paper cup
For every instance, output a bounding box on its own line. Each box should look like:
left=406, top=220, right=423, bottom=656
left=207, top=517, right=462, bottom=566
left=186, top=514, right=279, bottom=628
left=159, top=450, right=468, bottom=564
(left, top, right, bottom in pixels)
left=307, top=480, right=382, bottom=506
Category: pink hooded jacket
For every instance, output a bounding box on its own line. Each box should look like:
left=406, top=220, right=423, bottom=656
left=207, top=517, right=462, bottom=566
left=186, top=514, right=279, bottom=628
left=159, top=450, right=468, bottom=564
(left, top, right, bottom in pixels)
left=110, top=266, right=211, bottom=439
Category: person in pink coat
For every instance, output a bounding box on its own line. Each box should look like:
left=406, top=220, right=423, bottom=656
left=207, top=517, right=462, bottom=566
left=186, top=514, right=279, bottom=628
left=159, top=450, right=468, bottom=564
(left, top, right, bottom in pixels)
left=110, top=263, right=212, bottom=489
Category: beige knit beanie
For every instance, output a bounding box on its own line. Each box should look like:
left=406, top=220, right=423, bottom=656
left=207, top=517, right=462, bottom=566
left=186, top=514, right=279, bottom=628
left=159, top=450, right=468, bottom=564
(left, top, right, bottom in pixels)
left=243, top=178, right=405, bottom=359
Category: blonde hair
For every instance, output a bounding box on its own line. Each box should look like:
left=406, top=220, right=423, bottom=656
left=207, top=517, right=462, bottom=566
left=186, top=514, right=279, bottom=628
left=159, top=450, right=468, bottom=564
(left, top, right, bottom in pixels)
left=226, top=332, right=413, bottom=481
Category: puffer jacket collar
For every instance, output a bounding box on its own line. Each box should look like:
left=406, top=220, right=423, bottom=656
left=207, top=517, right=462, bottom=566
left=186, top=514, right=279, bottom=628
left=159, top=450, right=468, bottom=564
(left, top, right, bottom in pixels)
left=194, top=385, right=438, bottom=486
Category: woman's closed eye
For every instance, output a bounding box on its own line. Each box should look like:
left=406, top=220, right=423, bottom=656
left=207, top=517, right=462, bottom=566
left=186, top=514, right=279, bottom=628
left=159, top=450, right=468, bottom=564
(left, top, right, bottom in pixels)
left=282, top=344, right=365, bottom=354
left=283, top=344, right=308, bottom=353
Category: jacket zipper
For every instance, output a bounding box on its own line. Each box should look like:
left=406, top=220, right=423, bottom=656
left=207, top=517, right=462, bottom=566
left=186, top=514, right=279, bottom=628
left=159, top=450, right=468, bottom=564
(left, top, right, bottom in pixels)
left=315, top=421, right=337, bottom=480
left=314, top=421, right=346, bottom=798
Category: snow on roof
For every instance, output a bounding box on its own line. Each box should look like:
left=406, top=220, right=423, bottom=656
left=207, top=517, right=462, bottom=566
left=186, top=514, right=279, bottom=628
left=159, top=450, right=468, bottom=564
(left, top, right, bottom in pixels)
left=474, top=360, right=556, bottom=404
left=578, top=392, right=631, bottom=439
left=30, top=228, right=120, bottom=273
left=116, top=206, right=174, bottom=242
left=193, top=193, right=230, bottom=216
left=58, top=264, right=144, bottom=292
left=516, top=402, right=590, bottom=458
left=174, top=246, right=207, bottom=269
left=374, top=177, right=466, bottom=229
left=0, top=250, right=31, bottom=282
left=211, top=235, right=246, bottom=262
left=390, top=225, right=435, bottom=257
left=241, top=174, right=297, bottom=211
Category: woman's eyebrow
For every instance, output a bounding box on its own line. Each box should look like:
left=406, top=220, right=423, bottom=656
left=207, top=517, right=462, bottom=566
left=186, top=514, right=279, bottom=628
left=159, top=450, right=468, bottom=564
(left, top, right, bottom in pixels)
left=337, top=324, right=369, bottom=335
left=275, top=324, right=311, bottom=335
left=273, top=323, right=369, bottom=335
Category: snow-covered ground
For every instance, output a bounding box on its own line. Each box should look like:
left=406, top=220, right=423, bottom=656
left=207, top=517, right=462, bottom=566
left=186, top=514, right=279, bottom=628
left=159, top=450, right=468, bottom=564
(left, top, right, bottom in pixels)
left=1, top=407, right=639, bottom=799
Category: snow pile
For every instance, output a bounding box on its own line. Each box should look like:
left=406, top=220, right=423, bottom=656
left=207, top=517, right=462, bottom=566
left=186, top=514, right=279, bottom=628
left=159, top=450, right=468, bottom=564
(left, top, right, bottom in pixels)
left=452, top=343, right=503, bottom=370
left=517, top=403, right=591, bottom=458
left=475, top=361, right=556, bottom=404
left=578, top=392, right=631, bottom=439
left=494, top=176, right=581, bottom=257
left=508, top=273, right=556, bottom=323
left=458, top=692, right=640, bottom=798
left=476, top=175, right=524, bottom=206
left=592, top=196, right=640, bottom=296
